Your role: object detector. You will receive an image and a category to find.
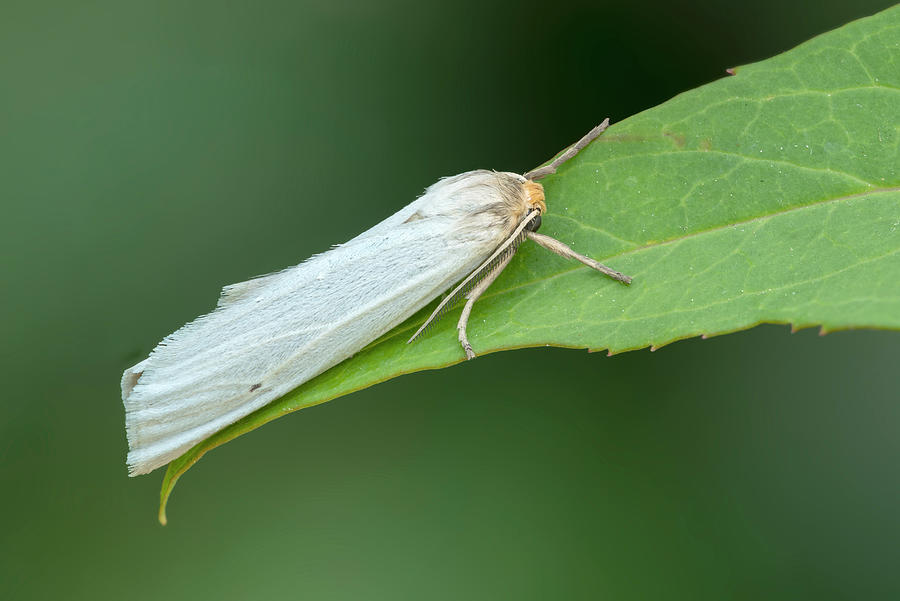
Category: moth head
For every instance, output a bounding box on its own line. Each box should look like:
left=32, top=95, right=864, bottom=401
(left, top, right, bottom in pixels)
left=523, top=180, right=546, bottom=215
left=519, top=178, right=545, bottom=233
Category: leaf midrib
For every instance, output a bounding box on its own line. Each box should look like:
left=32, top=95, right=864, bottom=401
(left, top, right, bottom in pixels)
left=581, top=151, right=880, bottom=188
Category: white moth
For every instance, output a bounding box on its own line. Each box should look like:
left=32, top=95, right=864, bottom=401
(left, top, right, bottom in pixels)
left=122, top=120, right=631, bottom=476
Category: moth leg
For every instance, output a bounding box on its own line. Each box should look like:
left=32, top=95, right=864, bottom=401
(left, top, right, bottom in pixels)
left=457, top=252, right=515, bottom=360
left=526, top=231, right=632, bottom=284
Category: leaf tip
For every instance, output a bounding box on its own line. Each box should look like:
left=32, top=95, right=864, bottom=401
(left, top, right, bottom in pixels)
left=158, top=475, right=173, bottom=525
left=158, top=459, right=189, bottom=525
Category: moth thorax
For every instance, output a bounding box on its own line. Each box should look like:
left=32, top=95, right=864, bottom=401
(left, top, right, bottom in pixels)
left=523, top=181, right=547, bottom=214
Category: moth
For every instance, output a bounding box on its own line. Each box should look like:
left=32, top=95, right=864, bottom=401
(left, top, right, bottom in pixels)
left=122, top=119, right=632, bottom=476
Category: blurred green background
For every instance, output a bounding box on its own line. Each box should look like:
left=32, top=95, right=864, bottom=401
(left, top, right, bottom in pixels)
left=2, top=1, right=898, bottom=599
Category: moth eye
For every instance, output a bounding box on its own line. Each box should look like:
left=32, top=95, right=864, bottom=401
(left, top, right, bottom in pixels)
left=525, top=214, right=542, bottom=232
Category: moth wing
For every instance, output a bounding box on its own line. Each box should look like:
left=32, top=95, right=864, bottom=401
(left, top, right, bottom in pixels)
left=123, top=170, right=524, bottom=475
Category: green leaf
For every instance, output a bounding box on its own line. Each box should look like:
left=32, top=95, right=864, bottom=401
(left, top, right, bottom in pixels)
left=158, top=6, right=900, bottom=523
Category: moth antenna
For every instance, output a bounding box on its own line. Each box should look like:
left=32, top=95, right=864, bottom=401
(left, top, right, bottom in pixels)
left=408, top=210, right=541, bottom=344
left=524, top=118, right=610, bottom=181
